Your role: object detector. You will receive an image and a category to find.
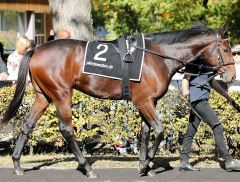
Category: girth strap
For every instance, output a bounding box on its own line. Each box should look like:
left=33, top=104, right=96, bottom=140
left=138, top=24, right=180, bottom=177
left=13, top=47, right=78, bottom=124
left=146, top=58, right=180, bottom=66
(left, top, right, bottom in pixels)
left=118, top=36, right=133, bottom=100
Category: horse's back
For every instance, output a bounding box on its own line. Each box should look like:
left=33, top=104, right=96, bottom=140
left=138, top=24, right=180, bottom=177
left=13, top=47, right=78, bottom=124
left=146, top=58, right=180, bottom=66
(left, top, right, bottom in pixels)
left=29, top=39, right=86, bottom=94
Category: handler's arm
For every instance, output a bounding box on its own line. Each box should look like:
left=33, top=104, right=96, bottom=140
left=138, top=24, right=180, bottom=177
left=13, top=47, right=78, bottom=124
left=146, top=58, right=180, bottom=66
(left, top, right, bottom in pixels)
left=210, top=78, right=240, bottom=112
left=210, top=78, right=232, bottom=100
left=182, top=74, right=191, bottom=96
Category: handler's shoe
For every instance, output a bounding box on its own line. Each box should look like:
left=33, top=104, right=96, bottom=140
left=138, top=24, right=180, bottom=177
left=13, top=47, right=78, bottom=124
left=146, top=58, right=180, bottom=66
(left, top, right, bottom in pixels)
left=225, top=160, right=240, bottom=172
left=179, top=162, right=200, bottom=171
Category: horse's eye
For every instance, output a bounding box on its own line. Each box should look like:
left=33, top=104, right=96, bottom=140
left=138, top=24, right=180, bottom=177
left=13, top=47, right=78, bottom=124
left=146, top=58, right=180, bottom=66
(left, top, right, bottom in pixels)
left=223, top=49, right=229, bottom=53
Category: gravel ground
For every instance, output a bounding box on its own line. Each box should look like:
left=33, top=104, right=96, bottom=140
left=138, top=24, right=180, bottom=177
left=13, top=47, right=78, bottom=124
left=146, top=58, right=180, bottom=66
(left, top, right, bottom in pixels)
left=0, top=153, right=228, bottom=170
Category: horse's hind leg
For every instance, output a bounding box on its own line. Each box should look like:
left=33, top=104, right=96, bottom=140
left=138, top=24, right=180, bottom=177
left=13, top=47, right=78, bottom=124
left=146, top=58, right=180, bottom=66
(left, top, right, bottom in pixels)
left=55, top=98, right=98, bottom=178
left=12, top=93, right=49, bottom=175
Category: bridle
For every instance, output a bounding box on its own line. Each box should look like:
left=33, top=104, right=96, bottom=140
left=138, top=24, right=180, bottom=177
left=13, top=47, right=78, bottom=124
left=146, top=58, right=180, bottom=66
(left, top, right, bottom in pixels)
left=205, top=33, right=235, bottom=73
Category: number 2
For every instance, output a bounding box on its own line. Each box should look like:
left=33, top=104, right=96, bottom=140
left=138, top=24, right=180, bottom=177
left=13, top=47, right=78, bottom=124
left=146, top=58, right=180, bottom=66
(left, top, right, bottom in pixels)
left=94, top=44, right=108, bottom=61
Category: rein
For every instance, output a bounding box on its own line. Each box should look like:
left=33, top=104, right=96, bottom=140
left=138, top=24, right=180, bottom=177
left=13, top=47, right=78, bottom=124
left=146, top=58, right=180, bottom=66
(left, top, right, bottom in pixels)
left=129, top=42, right=219, bottom=75
left=129, top=41, right=220, bottom=76
left=128, top=34, right=235, bottom=74
left=129, top=42, right=191, bottom=66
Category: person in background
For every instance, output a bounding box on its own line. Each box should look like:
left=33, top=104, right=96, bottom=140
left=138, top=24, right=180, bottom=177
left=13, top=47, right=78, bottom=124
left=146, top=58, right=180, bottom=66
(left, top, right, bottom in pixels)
left=0, top=55, right=8, bottom=81
left=29, top=39, right=36, bottom=50
left=232, top=44, right=240, bottom=80
left=179, top=58, right=240, bottom=172
left=0, top=42, right=8, bottom=87
left=7, top=35, right=31, bottom=81
left=47, top=29, right=55, bottom=41
left=55, top=29, right=71, bottom=39
left=0, top=42, right=4, bottom=60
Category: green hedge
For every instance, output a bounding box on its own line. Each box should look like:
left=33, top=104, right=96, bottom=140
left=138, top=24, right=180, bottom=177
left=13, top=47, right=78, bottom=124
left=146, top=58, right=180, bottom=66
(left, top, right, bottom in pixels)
left=0, top=86, right=239, bottom=156
left=158, top=90, right=240, bottom=157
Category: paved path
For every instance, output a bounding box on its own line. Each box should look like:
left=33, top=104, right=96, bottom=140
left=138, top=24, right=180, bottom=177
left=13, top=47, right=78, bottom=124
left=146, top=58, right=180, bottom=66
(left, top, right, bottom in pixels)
left=1, top=167, right=240, bottom=182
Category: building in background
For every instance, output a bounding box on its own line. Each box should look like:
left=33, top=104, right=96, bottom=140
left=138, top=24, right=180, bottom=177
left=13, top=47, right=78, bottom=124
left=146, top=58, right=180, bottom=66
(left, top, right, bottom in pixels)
left=0, top=0, right=52, bottom=49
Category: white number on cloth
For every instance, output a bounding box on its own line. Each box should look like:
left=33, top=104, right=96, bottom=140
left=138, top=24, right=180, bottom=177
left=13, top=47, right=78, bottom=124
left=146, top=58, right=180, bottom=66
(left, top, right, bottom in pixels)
left=93, top=44, right=108, bottom=61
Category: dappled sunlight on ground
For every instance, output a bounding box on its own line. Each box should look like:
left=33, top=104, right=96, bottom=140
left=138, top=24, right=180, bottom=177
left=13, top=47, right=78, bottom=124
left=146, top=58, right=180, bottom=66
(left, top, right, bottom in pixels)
left=0, top=153, right=230, bottom=170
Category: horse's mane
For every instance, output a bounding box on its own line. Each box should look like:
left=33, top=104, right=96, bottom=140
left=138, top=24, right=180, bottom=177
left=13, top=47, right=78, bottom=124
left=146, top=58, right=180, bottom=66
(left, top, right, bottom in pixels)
left=145, top=26, right=217, bottom=44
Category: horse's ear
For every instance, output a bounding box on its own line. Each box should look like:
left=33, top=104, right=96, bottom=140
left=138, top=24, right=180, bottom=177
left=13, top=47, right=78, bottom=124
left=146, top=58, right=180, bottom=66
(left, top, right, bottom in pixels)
left=219, top=23, right=228, bottom=38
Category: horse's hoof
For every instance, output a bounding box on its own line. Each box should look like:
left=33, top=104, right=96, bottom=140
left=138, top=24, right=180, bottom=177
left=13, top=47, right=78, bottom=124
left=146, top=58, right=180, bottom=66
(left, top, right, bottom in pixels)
left=147, top=170, right=156, bottom=177
left=138, top=166, right=146, bottom=174
left=86, top=171, right=99, bottom=178
left=138, top=164, right=151, bottom=175
left=14, top=168, right=24, bottom=175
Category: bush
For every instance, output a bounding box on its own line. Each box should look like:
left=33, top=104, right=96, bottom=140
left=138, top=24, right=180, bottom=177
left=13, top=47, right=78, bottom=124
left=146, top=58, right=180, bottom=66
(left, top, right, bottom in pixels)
left=0, top=86, right=239, bottom=157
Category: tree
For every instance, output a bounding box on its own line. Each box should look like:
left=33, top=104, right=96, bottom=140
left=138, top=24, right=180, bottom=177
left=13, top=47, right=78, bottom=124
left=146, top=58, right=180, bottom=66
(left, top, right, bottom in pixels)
left=48, top=0, right=93, bottom=40
left=92, top=0, right=240, bottom=44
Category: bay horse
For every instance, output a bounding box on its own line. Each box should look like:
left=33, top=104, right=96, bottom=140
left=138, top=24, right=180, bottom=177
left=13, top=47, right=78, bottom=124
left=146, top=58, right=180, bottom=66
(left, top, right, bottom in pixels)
left=1, top=23, right=236, bottom=178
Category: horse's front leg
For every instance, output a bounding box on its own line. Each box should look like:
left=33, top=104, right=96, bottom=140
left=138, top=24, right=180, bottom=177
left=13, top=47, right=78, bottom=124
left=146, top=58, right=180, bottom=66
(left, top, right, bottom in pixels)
left=136, top=100, right=164, bottom=176
left=138, top=121, right=151, bottom=174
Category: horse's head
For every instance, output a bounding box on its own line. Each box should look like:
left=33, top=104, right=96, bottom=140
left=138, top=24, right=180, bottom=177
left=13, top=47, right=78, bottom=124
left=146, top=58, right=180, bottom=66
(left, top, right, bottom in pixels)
left=202, top=23, right=236, bottom=83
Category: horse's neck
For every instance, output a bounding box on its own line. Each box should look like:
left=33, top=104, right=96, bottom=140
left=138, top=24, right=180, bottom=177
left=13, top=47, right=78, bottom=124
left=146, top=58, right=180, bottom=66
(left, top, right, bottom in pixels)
left=164, top=44, right=194, bottom=62
left=160, top=44, right=192, bottom=77
left=162, top=39, right=212, bottom=76
left=164, top=35, right=213, bottom=61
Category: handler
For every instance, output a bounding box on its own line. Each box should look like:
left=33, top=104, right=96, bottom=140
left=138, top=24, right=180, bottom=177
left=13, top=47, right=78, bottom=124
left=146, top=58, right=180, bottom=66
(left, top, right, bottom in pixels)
left=179, top=58, right=240, bottom=172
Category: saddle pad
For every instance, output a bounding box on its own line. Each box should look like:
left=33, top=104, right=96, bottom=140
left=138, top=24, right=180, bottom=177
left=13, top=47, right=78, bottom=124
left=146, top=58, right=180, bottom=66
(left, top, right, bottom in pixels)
left=83, top=34, right=145, bottom=81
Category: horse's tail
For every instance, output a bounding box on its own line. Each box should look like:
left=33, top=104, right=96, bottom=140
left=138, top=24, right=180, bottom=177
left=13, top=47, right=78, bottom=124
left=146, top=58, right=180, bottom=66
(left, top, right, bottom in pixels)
left=1, top=49, right=35, bottom=125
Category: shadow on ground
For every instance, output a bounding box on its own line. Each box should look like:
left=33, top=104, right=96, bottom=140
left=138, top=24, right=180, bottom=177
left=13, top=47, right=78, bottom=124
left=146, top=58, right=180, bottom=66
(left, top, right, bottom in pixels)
left=21, top=155, right=225, bottom=173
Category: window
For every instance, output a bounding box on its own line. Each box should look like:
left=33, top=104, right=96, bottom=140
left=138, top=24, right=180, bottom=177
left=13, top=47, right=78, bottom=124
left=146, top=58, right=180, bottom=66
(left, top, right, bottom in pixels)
left=35, top=13, right=45, bottom=45
left=35, top=13, right=44, bottom=34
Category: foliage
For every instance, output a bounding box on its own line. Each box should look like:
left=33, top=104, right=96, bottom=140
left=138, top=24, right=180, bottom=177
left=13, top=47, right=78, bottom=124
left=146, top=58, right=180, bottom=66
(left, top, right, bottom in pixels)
left=0, top=86, right=239, bottom=156
left=92, top=0, right=240, bottom=44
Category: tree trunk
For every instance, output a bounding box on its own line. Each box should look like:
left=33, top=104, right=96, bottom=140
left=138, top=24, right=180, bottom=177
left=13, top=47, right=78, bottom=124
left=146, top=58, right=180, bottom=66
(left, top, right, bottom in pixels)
left=199, top=0, right=208, bottom=22
left=48, top=0, right=93, bottom=40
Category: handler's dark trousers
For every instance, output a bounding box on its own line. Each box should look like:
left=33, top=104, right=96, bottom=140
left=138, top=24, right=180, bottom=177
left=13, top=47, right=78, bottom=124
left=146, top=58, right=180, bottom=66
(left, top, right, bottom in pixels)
left=180, top=100, right=233, bottom=162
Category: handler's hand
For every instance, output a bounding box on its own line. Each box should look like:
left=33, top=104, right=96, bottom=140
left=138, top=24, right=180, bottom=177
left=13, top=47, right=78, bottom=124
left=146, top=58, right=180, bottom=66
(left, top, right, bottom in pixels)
left=231, top=100, right=240, bottom=112
left=182, top=77, right=190, bottom=97
left=0, top=72, right=8, bottom=80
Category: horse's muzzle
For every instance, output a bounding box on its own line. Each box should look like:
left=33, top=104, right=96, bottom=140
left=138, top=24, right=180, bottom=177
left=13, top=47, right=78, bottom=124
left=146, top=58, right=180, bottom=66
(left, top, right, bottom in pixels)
left=222, top=72, right=236, bottom=84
